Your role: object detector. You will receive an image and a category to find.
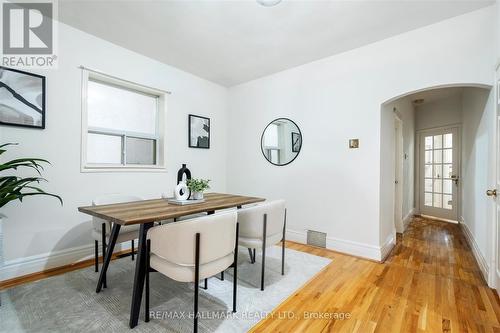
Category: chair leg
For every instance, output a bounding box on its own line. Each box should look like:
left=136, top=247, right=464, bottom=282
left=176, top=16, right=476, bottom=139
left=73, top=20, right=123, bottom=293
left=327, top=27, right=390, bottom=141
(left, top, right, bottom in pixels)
left=204, top=278, right=208, bottom=290
left=131, top=239, right=135, bottom=261
left=101, top=223, right=107, bottom=288
left=253, top=249, right=256, bottom=263
left=145, top=239, right=150, bottom=322
left=233, top=223, right=239, bottom=313
left=247, top=248, right=254, bottom=264
left=220, top=271, right=224, bottom=281
left=282, top=208, right=287, bottom=276
left=261, top=214, right=267, bottom=291
left=94, top=240, right=99, bottom=272
left=194, top=233, right=200, bottom=333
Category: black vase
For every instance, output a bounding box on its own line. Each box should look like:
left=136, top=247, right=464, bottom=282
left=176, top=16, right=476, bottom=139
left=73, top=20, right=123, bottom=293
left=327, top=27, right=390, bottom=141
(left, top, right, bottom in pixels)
left=177, top=164, right=192, bottom=185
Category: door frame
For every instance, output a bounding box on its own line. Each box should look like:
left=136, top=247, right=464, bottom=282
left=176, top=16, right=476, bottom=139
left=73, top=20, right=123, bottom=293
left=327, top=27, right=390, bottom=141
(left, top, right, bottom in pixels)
left=415, top=124, right=462, bottom=221
left=394, top=114, right=404, bottom=233
left=492, top=65, right=500, bottom=292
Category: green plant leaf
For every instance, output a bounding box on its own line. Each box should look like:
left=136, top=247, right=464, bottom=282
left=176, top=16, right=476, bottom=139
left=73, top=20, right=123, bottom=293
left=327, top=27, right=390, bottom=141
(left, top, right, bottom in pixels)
left=0, top=143, right=18, bottom=155
left=0, top=143, right=62, bottom=209
left=186, top=178, right=211, bottom=192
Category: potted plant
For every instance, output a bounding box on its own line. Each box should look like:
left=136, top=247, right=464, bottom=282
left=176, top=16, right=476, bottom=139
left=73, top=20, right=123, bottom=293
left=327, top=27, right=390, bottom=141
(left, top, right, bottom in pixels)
left=186, top=178, right=210, bottom=200
left=0, top=143, right=62, bottom=267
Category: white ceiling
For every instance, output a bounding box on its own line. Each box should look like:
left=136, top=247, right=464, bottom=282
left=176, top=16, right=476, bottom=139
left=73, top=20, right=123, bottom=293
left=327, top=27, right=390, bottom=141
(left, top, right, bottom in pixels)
left=59, top=0, right=494, bottom=87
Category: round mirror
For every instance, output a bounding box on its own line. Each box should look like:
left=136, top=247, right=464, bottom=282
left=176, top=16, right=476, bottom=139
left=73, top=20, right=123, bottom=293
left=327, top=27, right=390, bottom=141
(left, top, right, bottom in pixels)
left=261, top=118, right=302, bottom=166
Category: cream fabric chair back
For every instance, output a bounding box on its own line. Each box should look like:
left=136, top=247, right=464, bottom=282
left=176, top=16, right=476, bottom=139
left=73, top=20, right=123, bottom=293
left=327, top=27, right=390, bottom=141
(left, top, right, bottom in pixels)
left=91, top=194, right=143, bottom=231
left=147, top=211, right=237, bottom=266
left=237, top=200, right=285, bottom=239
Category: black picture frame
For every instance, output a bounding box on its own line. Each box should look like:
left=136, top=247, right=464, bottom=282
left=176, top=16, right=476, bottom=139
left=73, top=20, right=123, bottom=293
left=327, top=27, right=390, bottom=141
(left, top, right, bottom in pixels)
left=0, top=66, right=46, bottom=129
left=188, top=114, right=210, bottom=149
left=291, top=132, right=302, bottom=152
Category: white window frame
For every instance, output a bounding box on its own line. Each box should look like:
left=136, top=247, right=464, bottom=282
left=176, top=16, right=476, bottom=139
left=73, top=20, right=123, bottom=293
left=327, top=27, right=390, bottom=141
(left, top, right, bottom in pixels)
left=80, top=69, right=168, bottom=172
left=262, top=122, right=283, bottom=163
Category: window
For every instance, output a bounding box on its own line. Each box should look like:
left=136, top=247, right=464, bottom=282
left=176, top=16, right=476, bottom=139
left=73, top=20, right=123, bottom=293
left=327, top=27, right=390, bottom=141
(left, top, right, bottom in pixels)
left=81, top=70, right=167, bottom=171
left=423, top=133, right=453, bottom=209
left=263, top=123, right=279, bottom=148
left=263, top=123, right=281, bottom=164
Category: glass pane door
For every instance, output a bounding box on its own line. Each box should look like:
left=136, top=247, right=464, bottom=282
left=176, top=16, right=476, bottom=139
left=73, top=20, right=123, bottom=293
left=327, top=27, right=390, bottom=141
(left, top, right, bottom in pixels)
left=420, top=128, right=458, bottom=221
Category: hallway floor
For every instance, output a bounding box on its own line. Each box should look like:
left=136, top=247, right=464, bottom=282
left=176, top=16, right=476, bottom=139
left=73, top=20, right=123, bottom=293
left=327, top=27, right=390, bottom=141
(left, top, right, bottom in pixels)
left=251, top=216, right=500, bottom=332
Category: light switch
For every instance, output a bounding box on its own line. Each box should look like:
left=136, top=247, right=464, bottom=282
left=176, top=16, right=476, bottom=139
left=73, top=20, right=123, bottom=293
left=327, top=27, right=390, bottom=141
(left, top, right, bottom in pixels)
left=349, top=139, right=359, bottom=149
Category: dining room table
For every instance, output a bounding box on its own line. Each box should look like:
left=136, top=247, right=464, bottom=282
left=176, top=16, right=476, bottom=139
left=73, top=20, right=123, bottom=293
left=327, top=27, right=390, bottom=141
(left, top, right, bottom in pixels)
left=78, top=192, right=265, bottom=328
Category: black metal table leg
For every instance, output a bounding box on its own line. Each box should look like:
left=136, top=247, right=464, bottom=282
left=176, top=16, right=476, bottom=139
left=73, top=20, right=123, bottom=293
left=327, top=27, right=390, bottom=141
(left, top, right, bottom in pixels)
left=145, top=239, right=151, bottom=323
left=94, top=240, right=99, bottom=272
left=101, top=223, right=107, bottom=288
left=129, top=222, right=154, bottom=328
left=96, top=223, right=121, bottom=293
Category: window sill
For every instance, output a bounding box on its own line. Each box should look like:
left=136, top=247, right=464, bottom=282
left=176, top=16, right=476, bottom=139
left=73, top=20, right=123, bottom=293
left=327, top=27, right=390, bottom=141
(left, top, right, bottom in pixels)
left=81, top=165, right=167, bottom=173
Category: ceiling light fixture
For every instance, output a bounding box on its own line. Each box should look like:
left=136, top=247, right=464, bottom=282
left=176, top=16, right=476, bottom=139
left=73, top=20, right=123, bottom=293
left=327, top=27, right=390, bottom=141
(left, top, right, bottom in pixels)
left=257, top=0, right=282, bottom=7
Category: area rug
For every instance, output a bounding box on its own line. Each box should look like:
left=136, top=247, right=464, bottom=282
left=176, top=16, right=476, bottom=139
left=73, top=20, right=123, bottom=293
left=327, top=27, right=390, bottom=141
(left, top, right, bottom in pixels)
left=0, top=246, right=331, bottom=332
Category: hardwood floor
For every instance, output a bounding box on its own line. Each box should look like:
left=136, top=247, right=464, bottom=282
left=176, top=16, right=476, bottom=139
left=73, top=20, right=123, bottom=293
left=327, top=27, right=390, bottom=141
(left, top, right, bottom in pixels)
left=251, top=216, right=500, bottom=333
left=1, top=216, right=498, bottom=332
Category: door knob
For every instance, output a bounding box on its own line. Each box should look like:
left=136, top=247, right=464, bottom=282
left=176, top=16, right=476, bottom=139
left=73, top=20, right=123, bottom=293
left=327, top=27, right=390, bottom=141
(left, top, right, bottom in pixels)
left=486, top=189, right=497, bottom=197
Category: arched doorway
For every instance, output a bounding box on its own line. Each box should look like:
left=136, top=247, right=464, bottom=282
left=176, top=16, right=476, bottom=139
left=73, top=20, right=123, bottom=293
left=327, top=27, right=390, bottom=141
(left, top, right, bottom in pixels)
left=380, top=83, right=497, bottom=288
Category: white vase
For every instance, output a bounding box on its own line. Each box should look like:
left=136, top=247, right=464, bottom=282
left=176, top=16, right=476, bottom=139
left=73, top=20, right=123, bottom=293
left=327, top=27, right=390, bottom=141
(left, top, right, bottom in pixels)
left=192, top=192, right=204, bottom=200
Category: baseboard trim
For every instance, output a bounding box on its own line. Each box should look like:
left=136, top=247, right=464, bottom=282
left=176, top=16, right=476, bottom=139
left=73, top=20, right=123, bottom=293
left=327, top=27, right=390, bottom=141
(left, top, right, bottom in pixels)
left=286, top=229, right=307, bottom=244
left=286, top=228, right=385, bottom=261
left=402, top=208, right=415, bottom=232
left=0, top=248, right=134, bottom=290
left=420, top=214, right=458, bottom=224
left=380, top=234, right=396, bottom=262
left=0, top=241, right=132, bottom=282
left=459, top=217, right=489, bottom=284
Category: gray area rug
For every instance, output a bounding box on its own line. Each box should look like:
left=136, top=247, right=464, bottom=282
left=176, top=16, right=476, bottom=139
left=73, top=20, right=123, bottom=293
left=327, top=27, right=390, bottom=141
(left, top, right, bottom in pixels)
left=0, top=246, right=331, bottom=333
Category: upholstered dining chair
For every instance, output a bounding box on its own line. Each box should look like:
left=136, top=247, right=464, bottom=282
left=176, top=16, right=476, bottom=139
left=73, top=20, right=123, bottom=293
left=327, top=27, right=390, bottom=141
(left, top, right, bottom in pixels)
left=144, top=211, right=239, bottom=333
left=92, top=194, right=142, bottom=287
left=237, top=200, right=286, bottom=291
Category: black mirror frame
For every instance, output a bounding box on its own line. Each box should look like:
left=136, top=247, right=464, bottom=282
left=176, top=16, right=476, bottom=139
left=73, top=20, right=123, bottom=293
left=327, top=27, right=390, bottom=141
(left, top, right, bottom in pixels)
left=260, top=117, right=302, bottom=167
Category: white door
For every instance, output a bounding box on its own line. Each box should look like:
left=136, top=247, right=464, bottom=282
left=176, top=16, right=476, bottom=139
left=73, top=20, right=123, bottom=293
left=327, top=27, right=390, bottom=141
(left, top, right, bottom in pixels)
left=419, top=127, right=460, bottom=221
left=491, top=75, right=500, bottom=291
left=394, top=116, right=403, bottom=232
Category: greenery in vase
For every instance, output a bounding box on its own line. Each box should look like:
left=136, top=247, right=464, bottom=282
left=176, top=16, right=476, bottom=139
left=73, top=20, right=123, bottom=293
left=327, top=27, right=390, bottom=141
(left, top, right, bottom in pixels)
left=0, top=143, right=62, bottom=209
left=186, top=178, right=210, bottom=193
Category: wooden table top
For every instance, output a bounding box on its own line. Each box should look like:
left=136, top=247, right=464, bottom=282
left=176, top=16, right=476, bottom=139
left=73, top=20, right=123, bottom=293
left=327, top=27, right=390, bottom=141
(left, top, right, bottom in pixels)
left=78, top=192, right=265, bottom=225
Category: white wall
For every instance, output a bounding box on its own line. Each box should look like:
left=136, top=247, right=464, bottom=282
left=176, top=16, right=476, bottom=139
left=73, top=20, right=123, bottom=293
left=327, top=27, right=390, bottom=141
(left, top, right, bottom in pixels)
left=497, top=1, right=500, bottom=59
left=415, top=94, right=463, bottom=131
left=0, top=22, right=228, bottom=278
left=461, top=87, right=495, bottom=275
left=227, top=6, right=496, bottom=260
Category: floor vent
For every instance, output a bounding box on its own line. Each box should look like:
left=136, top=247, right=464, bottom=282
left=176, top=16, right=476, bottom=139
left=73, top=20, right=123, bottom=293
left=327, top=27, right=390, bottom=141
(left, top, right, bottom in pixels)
left=307, top=230, right=327, bottom=248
